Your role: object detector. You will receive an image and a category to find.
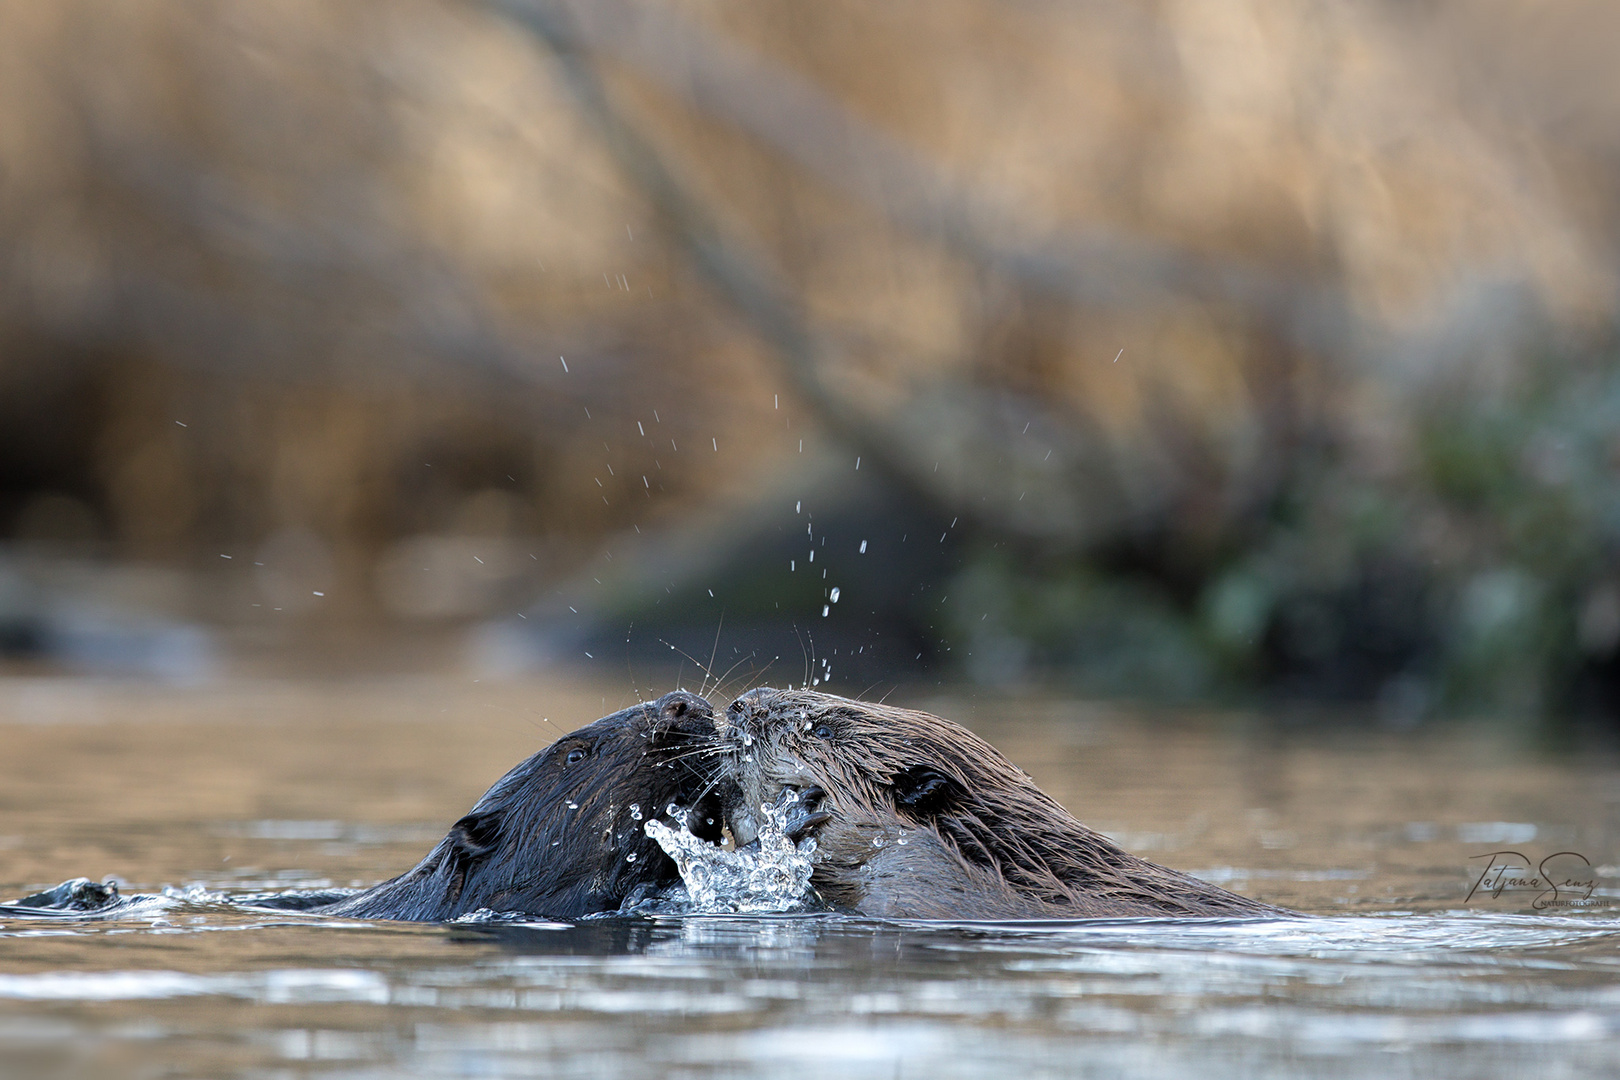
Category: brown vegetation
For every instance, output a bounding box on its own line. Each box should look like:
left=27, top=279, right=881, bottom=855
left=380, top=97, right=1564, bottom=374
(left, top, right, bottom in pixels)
left=2, top=0, right=1619, bottom=707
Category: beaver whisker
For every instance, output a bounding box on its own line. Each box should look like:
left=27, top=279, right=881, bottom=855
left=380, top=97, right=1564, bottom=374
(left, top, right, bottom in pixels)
left=683, top=760, right=739, bottom=819
left=657, top=636, right=723, bottom=699
left=709, top=650, right=768, bottom=703
left=653, top=746, right=730, bottom=771
left=656, top=736, right=728, bottom=756
left=702, top=616, right=725, bottom=699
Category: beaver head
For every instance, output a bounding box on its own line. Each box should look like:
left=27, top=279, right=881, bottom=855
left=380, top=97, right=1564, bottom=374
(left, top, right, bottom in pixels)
left=717, top=687, right=1285, bottom=919
left=328, top=690, right=728, bottom=921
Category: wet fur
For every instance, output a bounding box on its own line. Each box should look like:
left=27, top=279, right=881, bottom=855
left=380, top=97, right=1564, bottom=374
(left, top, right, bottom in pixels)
left=719, top=688, right=1288, bottom=919
left=323, top=691, right=725, bottom=921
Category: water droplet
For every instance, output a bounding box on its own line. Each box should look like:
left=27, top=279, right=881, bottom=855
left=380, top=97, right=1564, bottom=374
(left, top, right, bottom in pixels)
left=626, top=852, right=638, bottom=862
left=567, top=802, right=579, bottom=810
left=821, top=605, right=829, bottom=617
left=829, top=587, right=841, bottom=603
left=859, top=540, right=867, bottom=553
left=630, top=803, right=643, bottom=821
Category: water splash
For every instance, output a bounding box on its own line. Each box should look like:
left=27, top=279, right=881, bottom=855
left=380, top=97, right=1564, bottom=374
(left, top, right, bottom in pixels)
left=646, top=789, right=818, bottom=914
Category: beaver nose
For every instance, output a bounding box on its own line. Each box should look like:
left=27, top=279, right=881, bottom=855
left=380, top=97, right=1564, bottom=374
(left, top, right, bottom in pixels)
left=714, top=695, right=748, bottom=740
left=652, top=690, right=713, bottom=726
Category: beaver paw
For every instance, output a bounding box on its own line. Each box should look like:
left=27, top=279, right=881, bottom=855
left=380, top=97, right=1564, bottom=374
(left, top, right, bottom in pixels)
left=779, top=785, right=832, bottom=841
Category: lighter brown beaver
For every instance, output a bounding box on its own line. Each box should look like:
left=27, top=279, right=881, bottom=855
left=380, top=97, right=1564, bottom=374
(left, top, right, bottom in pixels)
left=717, top=687, right=1289, bottom=919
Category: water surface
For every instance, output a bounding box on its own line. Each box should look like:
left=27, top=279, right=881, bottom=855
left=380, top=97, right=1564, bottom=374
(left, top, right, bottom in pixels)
left=3, top=677, right=1618, bottom=1078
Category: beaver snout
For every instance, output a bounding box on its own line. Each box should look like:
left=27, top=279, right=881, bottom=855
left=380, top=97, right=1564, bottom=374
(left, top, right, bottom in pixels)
left=715, top=696, right=751, bottom=744
left=647, top=690, right=714, bottom=734
left=717, top=687, right=783, bottom=745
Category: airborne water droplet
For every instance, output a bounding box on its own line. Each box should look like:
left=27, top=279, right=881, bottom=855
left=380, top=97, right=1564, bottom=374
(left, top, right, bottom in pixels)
left=626, top=852, right=638, bottom=862
left=829, top=587, right=840, bottom=603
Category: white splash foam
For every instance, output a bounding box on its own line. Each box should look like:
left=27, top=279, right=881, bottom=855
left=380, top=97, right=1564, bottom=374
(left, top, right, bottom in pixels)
left=646, top=790, right=818, bottom=914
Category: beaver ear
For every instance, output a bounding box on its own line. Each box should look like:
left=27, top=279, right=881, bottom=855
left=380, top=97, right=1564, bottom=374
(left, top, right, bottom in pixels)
left=891, top=765, right=961, bottom=819
left=448, top=811, right=503, bottom=860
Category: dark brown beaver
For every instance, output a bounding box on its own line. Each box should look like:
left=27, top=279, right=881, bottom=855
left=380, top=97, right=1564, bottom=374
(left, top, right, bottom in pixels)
left=717, top=688, right=1289, bottom=919
left=321, top=690, right=726, bottom=921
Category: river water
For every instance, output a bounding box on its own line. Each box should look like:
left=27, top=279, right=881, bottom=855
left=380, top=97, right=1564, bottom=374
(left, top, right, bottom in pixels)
left=2, top=676, right=1619, bottom=1079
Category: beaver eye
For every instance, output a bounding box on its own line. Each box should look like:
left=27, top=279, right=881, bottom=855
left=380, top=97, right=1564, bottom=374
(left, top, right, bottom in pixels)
left=811, top=723, right=835, bottom=740
left=565, top=746, right=589, bottom=765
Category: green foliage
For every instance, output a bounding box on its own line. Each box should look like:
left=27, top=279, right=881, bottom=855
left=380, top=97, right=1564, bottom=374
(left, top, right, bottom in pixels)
left=945, top=346, right=1620, bottom=716
left=948, top=551, right=1213, bottom=699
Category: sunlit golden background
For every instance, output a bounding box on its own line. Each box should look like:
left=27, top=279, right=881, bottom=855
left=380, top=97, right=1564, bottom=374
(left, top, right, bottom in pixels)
left=3, top=0, right=1620, bottom=717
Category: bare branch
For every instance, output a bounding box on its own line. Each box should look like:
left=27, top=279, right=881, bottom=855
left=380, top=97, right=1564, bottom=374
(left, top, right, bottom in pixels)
left=491, top=0, right=1146, bottom=549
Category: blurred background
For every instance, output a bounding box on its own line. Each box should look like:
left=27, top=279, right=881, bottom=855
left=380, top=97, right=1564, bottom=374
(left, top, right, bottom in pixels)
left=3, top=0, right=1620, bottom=719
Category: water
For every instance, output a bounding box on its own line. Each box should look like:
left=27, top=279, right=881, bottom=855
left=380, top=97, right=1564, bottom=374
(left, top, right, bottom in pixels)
left=3, top=676, right=1620, bottom=1078
left=644, top=788, right=819, bottom=913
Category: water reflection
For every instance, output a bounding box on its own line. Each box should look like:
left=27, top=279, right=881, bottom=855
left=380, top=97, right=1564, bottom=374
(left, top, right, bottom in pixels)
left=4, top=909, right=1620, bottom=1077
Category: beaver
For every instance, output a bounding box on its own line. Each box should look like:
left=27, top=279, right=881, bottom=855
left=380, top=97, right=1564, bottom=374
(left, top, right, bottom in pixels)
left=716, top=688, right=1289, bottom=919
left=320, top=690, right=728, bottom=921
